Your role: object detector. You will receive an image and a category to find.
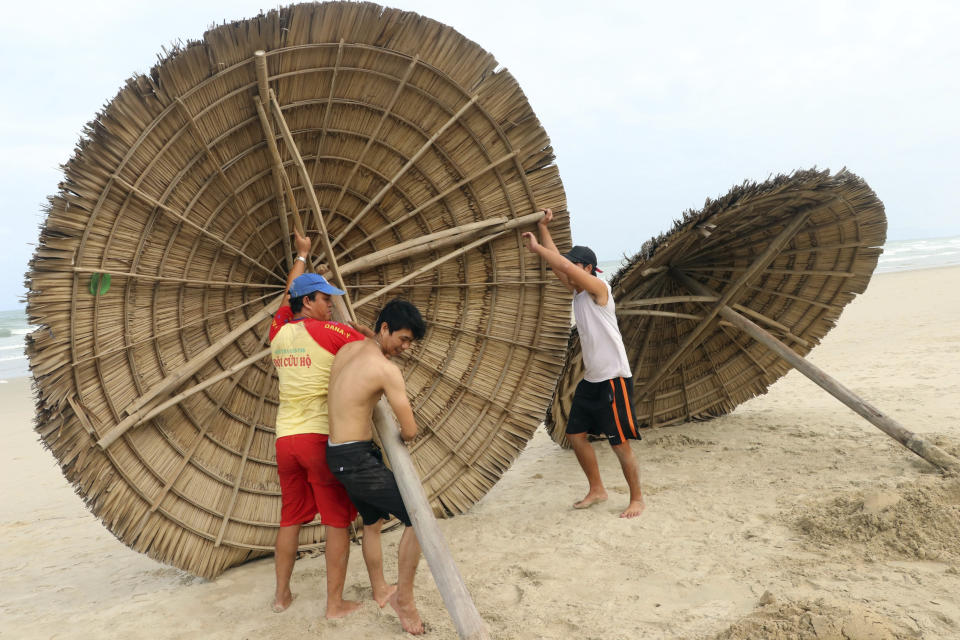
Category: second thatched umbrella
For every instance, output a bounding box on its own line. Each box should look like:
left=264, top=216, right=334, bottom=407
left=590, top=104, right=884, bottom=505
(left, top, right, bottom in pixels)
left=547, top=169, right=959, bottom=472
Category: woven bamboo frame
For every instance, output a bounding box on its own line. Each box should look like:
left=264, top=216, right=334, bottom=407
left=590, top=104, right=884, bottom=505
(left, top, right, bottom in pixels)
left=546, top=169, right=886, bottom=447
left=26, top=2, right=572, bottom=579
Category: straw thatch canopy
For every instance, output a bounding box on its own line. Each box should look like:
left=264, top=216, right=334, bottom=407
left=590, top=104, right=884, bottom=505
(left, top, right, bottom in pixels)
left=26, top=1, right=573, bottom=579
left=547, top=169, right=886, bottom=447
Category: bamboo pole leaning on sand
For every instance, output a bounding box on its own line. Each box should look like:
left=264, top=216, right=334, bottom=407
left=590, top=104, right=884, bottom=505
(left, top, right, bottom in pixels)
left=670, top=268, right=960, bottom=473
left=328, top=275, right=490, bottom=640
left=374, top=396, right=490, bottom=640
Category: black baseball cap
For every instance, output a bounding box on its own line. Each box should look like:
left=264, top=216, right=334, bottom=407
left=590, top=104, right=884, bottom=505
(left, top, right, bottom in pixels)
left=562, top=246, right=602, bottom=273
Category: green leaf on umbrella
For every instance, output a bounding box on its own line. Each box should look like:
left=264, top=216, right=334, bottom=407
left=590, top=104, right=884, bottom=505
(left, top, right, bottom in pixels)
left=89, top=273, right=111, bottom=296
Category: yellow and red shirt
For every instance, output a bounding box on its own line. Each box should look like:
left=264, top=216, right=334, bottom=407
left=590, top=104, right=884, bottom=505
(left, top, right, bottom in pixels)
left=269, top=306, right=364, bottom=438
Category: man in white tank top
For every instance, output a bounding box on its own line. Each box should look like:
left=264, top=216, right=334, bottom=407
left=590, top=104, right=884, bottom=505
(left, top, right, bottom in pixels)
left=523, top=209, right=645, bottom=518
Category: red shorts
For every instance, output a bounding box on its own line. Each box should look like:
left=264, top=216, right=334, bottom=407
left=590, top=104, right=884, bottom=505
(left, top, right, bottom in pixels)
left=275, top=433, right=357, bottom=528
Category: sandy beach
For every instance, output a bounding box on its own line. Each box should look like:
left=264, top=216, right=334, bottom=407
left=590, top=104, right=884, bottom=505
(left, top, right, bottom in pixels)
left=2, top=265, right=959, bottom=639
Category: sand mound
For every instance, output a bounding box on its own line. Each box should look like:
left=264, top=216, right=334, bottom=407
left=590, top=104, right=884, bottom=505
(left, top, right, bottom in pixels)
left=713, top=598, right=917, bottom=640
left=788, top=477, right=960, bottom=562
left=930, top=435, right=960, bottom=470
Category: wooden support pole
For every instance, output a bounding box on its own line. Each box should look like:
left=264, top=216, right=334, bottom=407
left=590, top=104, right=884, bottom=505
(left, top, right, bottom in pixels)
left=268, top=90, right=356, bottom=321
left=110, top=347, right=272, bottom=435
left=328, top=292, right=488, bottom=639
left=374, top=398, right=489, bottom=640
left=254, top=50, right=293, bottom=269
left=635, top=208, right=812, bottom=402
left=252, top=94, right=305, bottom=237
left=97, top=297, right=282, bottom=449
left=340, top=211, right=543, bottom=277
left=354, top=232, right=506, bottom=308
left=671, top=268, right=960, bottom=473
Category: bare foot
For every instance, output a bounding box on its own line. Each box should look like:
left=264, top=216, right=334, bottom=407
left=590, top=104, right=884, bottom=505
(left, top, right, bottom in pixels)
left=573, top=491, right=608, bottom=509
left=325, top=598, right=363, bottom=619
left=373, top=583, right=398, bottom=608
left=272, top=591, right=295, bottom=613
left=388, top=590, right=425, bottom=635
left=619, top=498, right=646, bottom=519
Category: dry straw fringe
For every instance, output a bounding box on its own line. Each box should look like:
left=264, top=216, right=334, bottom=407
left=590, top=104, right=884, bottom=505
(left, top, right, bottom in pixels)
left=547, top=168, right=887, bottom=447
left=26, top=2, right=573, bottom=578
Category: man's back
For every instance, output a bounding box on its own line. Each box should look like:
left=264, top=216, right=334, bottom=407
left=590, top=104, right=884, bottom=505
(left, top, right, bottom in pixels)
left=328, top=339, right=392, bottom=443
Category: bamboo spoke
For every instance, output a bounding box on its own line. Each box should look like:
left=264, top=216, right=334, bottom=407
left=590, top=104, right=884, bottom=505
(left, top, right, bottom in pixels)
left=681, top=266, right=856, bottom=278
left=703, top=274, right=845, bottom=311
left=345, top=279, right=554, bottom=290
left=97, top=297, right=282, bottom=449
left=253, top=52, right=293, bottom=266
left=119, top=348, right=272, bottom=434
left=111, top=175, right=281, bottom=281
left=269, top=90, right=355, bottom=320
left=310, top=39, right=344, bottom=185
left=618, top=309, right=703, bottom=320
left=340, top=212, right=542, bottom=277
left=354, top=231, right=506, bottom=308
left=71, top=291, right=276, bottom=367
left=253, top=95, right=305, bottom=237
left=332, top=94, right=479, bottom=246
left=215, top=369, right=274, bottom=546
left=636, top=208, right=811, bottom=402
left=619, top=295, right=717, bottom=308
left=69, top=267, right=281, bottom=289
left=325, top=55, right=419, bottom=235
left=337, top=150, right=519, bottom=258
left=730, top=303, right=811, bottom=347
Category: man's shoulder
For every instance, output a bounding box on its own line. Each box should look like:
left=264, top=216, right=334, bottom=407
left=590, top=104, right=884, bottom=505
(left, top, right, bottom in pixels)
left=302, top=319, right=364, bottom=352
left=302, top=318, right=349, bottom=333
left=269, top=306, right=295, bottom=341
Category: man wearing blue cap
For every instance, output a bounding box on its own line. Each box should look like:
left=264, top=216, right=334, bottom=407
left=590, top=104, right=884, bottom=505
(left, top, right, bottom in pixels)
left=269, top=231, right=372, bottom=617
left=523, top=209, right=645, bottom=519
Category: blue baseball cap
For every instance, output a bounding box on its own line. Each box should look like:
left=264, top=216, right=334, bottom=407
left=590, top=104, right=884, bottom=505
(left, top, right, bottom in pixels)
left=289, top=273, right=345, bottom=298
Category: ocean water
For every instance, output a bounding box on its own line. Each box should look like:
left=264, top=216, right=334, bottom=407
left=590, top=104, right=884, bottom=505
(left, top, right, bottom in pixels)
left=4, top=235, right=959, bottom=381
left=0, top=309, right=33, bottom=382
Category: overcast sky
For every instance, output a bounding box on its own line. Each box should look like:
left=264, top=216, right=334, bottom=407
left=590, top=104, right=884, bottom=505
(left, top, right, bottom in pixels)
left=2, top=0, right=958, bottom=309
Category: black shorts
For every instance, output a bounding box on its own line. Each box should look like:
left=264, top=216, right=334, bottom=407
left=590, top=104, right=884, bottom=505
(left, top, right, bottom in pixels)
left=566, top=376, right=640, bottom=446
left=326, top=441, right=412, bottom=527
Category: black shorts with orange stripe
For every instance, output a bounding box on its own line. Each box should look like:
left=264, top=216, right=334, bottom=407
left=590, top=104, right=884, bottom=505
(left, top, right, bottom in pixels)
left=566, top=376, right=640, bottom=446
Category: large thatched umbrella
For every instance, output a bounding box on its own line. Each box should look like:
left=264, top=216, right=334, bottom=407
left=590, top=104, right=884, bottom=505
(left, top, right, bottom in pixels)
left=546, top=169, right=959, bottom=472
left=26, top=2, right=572, bottom=580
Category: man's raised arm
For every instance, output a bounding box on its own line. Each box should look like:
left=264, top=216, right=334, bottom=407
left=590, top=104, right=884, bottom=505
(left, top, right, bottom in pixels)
left=527, top=209, right=574, bottom=292
left=281, top=231, right=312, bottom=307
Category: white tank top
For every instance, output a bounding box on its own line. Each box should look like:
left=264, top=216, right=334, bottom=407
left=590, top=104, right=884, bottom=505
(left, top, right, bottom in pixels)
left=573, top=280, right=632, bottom=382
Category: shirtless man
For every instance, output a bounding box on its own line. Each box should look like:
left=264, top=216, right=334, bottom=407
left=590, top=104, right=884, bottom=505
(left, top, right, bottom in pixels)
left=327, top=299, right=427, bottom=635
